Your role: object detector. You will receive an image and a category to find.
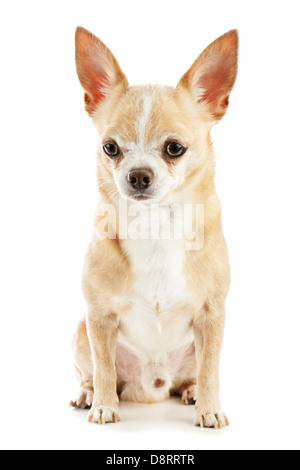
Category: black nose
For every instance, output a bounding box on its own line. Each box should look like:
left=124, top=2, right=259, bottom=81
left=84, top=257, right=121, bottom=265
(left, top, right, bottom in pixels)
left=127, top=169, right=154, bottom=190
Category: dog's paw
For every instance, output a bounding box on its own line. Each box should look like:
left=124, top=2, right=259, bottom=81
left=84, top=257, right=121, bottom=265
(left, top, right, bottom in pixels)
left=69, top=390, right=93, bottom=409
left=195, top=411, right=229, bottom=429
left=87, top=406, right=120, bottom=425
left=181, top=384, right=197, bottom=405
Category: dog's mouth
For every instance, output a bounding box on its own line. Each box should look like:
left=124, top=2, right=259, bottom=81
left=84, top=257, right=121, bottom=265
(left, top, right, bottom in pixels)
left=125, top=189, right=154, bottom=202
left=123, top=187, right=168, bottom=204
left=132, top=194, right=151, bottom=202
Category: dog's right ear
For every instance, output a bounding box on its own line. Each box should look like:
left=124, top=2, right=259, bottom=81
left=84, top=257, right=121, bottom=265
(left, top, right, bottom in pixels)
left=75, top=27, right=128, bottom=115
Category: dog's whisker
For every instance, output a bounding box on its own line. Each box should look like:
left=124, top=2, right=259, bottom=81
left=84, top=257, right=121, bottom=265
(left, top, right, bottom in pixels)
left=98, top=181, right=115, bottom=190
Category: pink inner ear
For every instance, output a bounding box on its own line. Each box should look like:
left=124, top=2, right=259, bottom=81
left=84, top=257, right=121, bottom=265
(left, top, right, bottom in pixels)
left=197, top=59, right=231, bottom=105
left=86, top=68, right=110, bottom=105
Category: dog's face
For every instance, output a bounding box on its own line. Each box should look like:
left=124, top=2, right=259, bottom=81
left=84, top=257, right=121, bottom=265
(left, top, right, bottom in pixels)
left=96, top=85, right=211, bottom=204
left=75, top=28, right=238, bottom=204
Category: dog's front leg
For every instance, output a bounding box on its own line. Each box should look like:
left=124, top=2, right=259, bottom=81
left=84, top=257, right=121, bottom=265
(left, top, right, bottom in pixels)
left=86, top=312, right=120, bottom=424
left=194, top=304, right=229, bottom=429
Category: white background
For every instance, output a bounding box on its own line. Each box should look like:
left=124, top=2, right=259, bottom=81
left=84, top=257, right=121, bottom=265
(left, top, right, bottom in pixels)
left=0, top=0, right=300, bottom=451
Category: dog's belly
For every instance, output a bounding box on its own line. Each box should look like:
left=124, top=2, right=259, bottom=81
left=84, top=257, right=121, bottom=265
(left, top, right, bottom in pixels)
left=117, top=237, right=195, bottom=402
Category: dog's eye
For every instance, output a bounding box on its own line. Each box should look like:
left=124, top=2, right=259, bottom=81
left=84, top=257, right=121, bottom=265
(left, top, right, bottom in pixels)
left=165, top=142, right=186, bottom=158
left=103, top=142, right=120, bottom=158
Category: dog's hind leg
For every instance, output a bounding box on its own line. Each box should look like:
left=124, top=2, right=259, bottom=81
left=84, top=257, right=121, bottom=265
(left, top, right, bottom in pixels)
left=176, top=382, right=198, bottom=405
left=70, top=319, right=94, bottom=409
left=169, top=342, right=197, bottom=404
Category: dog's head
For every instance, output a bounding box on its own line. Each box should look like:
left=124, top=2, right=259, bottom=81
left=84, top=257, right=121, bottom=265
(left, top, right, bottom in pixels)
left=75, top=27, right=238, bottom=204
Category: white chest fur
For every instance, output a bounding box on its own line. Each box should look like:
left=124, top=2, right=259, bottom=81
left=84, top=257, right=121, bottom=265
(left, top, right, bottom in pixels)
left=123, top=236, right=186, bottom=308
left=121, top=204, right=187, bottom=309
left=119, top=206, right=192, bottom=355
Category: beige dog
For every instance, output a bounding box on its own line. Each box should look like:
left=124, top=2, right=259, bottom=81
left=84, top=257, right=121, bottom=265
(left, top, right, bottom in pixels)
left=70, top=27, right=238, bottom=428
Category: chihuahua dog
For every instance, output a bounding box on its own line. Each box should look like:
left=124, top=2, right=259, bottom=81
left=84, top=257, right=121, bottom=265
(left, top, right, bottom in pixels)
left=70, top=27, right=238, bottom=428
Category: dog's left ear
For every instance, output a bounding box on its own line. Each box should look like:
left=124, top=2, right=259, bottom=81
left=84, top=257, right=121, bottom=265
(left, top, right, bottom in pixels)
left=178, top=30, right=239, bottom=121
